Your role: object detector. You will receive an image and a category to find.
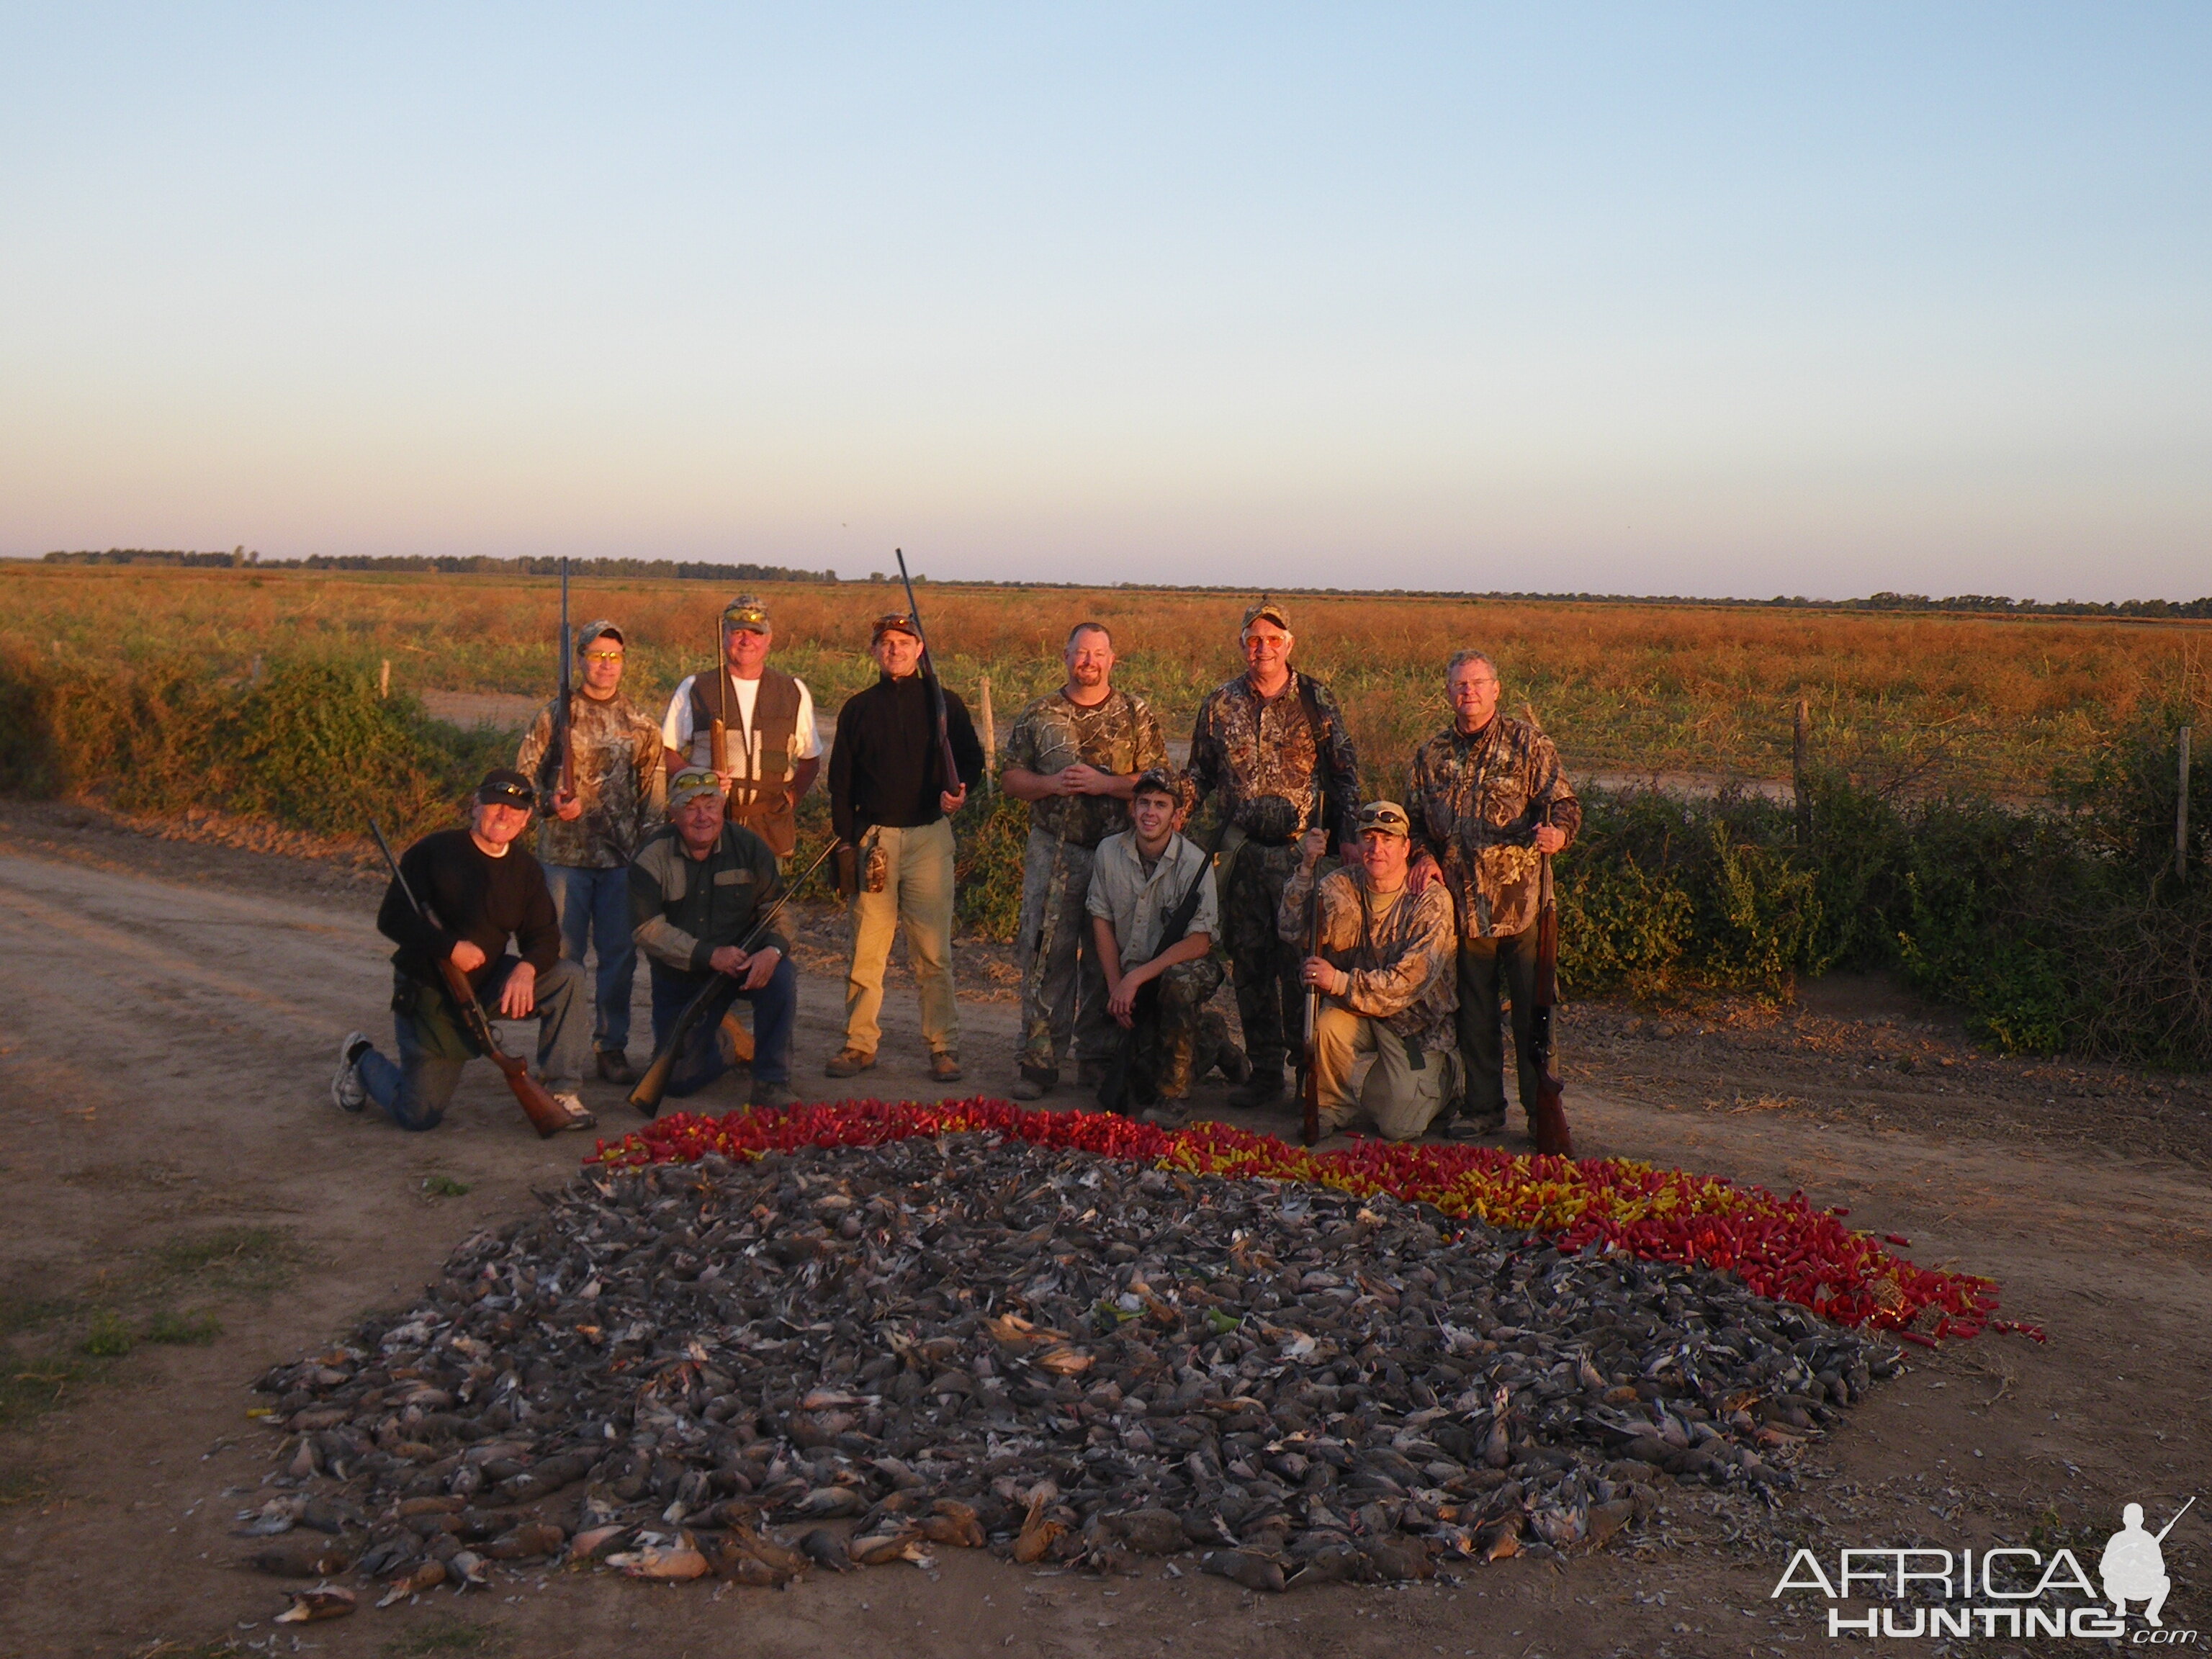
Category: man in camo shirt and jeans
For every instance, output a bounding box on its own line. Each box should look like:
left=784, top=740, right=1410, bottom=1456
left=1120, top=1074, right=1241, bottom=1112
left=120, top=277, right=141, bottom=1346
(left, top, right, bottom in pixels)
left=515, top=621, right=667, bottom=1084
left=1407, top=649, right=1581, bottom=1139
left=1186, top=599, right=1362, bottom=1108
left=998, top=622, right=1166, bottom=1099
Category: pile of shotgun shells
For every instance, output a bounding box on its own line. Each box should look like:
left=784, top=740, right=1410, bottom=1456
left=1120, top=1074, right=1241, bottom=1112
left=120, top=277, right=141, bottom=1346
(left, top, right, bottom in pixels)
left=248, top=1134, right=1901, bottom=1594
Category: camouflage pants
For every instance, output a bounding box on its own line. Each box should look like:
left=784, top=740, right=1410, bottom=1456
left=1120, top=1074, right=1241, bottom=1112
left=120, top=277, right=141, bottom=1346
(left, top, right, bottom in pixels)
left=1015, top=829, right=1111, bottom=1073
left=1220, top=839, right=1305, bottom=1078
left=1127, top=957, right=1229, bottom=1103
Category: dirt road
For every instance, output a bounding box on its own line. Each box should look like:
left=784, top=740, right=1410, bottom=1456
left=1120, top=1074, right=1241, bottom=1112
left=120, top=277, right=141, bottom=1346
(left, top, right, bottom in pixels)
left=1, top=811, right=2207, bottom=1658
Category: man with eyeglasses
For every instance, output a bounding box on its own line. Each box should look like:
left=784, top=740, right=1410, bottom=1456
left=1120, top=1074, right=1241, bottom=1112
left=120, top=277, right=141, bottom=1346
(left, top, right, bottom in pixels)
left=1406, top=649, right=1581, bottom=1140
left=516, top=620, right=667, bottom=1085
left=660, top=594, right=823, bottom=860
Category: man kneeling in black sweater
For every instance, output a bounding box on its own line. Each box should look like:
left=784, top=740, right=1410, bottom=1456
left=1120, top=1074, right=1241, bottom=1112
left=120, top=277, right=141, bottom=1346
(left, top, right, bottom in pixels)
left=332, top=770, right=594, bottom=1131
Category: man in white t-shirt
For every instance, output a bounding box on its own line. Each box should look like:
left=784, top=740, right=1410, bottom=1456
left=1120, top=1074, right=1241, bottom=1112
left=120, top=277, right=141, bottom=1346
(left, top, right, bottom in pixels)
left=660, top=594, right=822, bottom=860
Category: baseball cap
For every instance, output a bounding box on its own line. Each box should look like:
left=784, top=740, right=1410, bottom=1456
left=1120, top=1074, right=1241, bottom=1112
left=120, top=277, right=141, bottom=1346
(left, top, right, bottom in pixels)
left=1242, top=598, right=1292, bottom=633
left=476, top=769, right=536, bottom=810
left=871, top=611, right=921, bottom=642
left=574, top=619, right=624, bottom=652
left=1357, top=800, right=1412, bottom=838
left=1130, top=766, right=1179, bottom=800
left=722, top=595, right=771, bottom=634
left=667, top=765, right=725, bottom=808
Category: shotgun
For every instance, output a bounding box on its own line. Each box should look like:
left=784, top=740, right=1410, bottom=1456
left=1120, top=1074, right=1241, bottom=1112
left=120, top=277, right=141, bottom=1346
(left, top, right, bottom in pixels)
left=628, top=838, right=837, bottom=1116
left=894, top=548, right=963, bottom=801
left=709, top=614, right=731, bottom=780
left=1528, top=852, right=1575, bottom=1159
left=534, top=559, right=575, bottom=808
left=368, top=819, right=570, bottom=1138
left=1299, top=884, right=1323, bottom=1146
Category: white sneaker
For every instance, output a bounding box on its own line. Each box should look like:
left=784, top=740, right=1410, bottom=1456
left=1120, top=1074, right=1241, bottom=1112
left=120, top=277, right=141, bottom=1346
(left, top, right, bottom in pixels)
left=552, top=1091, right=596, bottom=1130
left=331, top=1033, right=369, bottom=1112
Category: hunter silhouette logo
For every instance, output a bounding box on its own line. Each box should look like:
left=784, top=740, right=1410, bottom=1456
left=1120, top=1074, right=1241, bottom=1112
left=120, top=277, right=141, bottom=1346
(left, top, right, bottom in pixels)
left=2102, top=1496, right=2194, bottom=1627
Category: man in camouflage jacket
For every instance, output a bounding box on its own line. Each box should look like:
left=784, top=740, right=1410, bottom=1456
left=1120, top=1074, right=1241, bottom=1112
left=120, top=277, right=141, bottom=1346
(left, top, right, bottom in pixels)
left=1187, top=599, right=1362, bottom=1106
left=1406, top=649, right=1580, bottom=1136
left=516, top=620, right=667, bottom=1083
left=998, top=622, right=1166, bottom=1097
left=1279, top=801, right=1460, bottom=1140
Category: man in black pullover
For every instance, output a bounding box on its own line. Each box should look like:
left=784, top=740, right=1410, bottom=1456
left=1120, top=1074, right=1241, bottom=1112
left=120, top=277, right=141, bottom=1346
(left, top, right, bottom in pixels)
left=826, top=611, right=985, bottom=1082
left=331, top=770, right=592, bottom=1130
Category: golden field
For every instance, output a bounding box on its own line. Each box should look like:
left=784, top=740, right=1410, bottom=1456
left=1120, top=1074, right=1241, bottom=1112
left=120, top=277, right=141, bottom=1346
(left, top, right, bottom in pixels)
left=3, top=562, right=2202, bottom=793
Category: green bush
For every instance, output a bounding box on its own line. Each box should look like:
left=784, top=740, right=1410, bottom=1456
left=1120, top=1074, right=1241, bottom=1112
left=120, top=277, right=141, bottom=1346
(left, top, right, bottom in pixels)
left=953, top=788, right=1030, bottom=943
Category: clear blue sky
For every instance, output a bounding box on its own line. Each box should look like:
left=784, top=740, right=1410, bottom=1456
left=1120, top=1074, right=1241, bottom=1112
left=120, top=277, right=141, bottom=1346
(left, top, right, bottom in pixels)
left=2, top=4, right=2206, bottom=598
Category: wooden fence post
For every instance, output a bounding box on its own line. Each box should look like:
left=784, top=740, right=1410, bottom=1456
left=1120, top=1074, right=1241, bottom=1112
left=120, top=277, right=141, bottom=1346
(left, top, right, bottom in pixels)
left=1792, top=698, right=1812, bottom=848
left=379, top=659, right=390, bottom=701
left=979, top=675, right=996, bottom=793
left=2180, top=725, right=2193, bottom=881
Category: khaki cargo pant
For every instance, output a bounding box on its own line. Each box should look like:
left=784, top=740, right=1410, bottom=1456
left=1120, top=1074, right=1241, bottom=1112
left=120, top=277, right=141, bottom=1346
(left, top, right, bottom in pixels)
left=842, top=818, right=958, bottom=1058
left=1311, top=1004, right=1452, bottom=1141
left=1015, top=828, right=1111, bottom=1074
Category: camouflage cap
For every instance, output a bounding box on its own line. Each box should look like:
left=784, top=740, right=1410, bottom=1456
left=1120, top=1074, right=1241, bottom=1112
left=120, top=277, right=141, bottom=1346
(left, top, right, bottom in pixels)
left=574, top=619, right=624, bottom=652
left=667, top=765, right=725, bottom=808
left=1130, top=766, right=1180, bottom=801
left=721, top=595, right=771, bottom=634
left=1357, top=799, right=1413, bottom=838
left=871, top=611, right=921, bottom=642
left=1241, top=597, right=1292, bottom=634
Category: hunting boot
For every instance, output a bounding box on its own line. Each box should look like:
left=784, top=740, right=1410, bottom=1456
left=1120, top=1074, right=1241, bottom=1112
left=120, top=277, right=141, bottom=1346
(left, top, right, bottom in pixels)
left=1010, top=1064, right=1057, bottom=1101
left=1226, top=1071, right=1285, bottom=1109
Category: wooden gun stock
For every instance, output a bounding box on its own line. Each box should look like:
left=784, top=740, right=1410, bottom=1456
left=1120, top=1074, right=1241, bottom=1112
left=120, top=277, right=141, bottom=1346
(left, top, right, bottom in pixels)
left=627, top=840, right=836, bottom=1117
left=369, top=817, right=570, bottom=1138
left=439, top=960, right=571, bottom=1138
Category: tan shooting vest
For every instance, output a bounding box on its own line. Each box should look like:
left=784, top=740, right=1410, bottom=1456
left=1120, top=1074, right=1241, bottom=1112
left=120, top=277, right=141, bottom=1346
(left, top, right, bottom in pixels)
left=689, top=665, right=804, bottom=857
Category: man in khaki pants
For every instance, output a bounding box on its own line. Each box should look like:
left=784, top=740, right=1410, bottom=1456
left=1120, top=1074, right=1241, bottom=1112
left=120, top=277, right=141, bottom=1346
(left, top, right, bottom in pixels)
left=1277, top=801, right=1460, bottom=1140
left=825, top=612, right=986, bottom=1082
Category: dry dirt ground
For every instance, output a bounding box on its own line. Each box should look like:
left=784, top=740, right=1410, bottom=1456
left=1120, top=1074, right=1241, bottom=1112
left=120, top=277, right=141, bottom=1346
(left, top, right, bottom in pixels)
left=1, top=800, right=2208, bottom=1659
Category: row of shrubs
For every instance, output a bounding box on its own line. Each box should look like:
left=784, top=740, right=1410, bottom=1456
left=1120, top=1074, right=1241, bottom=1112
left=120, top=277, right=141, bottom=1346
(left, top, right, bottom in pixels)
left=4, top=648, right=2206, bottom=1065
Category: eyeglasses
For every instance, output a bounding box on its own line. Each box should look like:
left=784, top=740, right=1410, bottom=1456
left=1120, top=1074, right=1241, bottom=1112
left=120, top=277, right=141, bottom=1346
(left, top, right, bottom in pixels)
left=583, top=649, right=624, bottom=662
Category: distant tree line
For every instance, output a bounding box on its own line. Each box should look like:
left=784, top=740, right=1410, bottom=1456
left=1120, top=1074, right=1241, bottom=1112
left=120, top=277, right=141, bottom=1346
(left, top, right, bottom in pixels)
left=40, top=550, right=837, bottom=583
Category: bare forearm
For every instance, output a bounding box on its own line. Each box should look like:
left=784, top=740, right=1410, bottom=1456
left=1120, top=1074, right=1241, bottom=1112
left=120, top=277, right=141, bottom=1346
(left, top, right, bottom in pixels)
left=1002, top=766, right=1056, bottom=802
left=1091, top=917, right=1126, bottom=991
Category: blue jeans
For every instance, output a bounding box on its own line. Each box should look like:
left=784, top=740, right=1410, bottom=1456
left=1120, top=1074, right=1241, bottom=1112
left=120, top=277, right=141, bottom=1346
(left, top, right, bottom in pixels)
left=547, top=863, right=637, bottom=1053
left=648, top=955, right=797, bottom=1097
left=358, top=958, right=587, bottom=1131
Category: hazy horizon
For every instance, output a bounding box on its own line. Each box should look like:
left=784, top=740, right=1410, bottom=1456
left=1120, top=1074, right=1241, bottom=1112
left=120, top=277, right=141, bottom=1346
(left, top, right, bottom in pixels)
left=4, top=6, right=2207, bottom=602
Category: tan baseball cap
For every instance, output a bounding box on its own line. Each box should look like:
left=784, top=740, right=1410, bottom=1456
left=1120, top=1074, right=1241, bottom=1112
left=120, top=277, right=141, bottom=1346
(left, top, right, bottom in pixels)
left=1357, top=800, right=1413, bottom=838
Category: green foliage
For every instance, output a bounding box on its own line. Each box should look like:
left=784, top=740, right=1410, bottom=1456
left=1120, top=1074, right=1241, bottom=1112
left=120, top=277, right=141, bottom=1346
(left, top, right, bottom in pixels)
left=421, top=1174, right=470, bottom=1198
left=0, top=650, right=494, bottom=842
left=76, top=1313, right=133, bottom=1357
left=145, top=1308, right=223, bottom=1345
left=953, top=788, right=1030, bottom=942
